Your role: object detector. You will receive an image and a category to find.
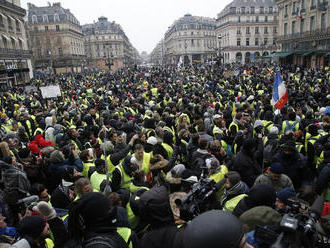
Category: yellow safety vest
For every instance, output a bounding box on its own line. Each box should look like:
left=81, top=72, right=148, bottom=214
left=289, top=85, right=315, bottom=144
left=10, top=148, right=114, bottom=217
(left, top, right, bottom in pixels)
left=45, top=238, right=54, bottom=248
left=82, top=161, right=95, bottom=178
left=209, top=165, right=229, bottom=183
left=162, top=143, right=173, bottom=159
left=213, top=125, right=223, bottom=138
left=90, top=171, right=107, bottom=192
left=133, top=152, right=151, bottom=175
left=117, top=227, right=133, bottom=248
left=229, top=122, right=239, bottom=133
left=223, top=194, right=247, bottom=212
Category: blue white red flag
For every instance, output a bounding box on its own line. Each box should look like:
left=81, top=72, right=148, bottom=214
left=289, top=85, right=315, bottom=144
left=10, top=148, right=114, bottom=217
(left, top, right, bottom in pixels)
left=271, top=70, right=288, bottom=110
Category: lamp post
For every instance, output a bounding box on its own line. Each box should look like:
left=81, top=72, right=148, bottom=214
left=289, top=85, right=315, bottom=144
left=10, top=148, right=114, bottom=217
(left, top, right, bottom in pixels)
left=260, top=42, right=266, bottom=63
left=217, top=35, right=223, bottom=65
left=184, top=41, right=188, bottom=66
left=104, top=47, right=114, bottom=71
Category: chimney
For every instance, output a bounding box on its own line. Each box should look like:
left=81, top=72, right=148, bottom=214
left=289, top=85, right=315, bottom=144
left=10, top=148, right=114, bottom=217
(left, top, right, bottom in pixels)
left=53, top=2, right=61, bottom=7
left=27, top=3, right=36, bottom=9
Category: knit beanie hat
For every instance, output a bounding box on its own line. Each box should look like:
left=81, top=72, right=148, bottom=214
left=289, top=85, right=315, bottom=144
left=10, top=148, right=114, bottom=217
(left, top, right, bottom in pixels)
left=270, top=162, right=284, bottom=174
left=18, top=216, right=46, bottom=239
left=50, top=150, right=64, bottom=164
left=277, top=187, right=296, bottom=205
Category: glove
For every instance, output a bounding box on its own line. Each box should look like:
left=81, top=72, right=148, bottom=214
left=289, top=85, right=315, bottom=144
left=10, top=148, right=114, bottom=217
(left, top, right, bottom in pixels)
left=33, top=201, right=57, bottom=220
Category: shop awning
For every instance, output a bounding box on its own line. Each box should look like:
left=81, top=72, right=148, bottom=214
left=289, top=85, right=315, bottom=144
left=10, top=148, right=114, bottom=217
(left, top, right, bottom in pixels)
left=302, top=51, right=315, bottom=57
left=264, top=52, right=293, bottom=58
left=18, top=37, right=24, bottom=42
left=263, top=54, right=275, bottom=58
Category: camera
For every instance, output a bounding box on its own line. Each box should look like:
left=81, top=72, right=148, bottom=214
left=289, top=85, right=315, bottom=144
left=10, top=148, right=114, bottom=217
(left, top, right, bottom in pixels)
left=175, top=175, right=217, bottom=221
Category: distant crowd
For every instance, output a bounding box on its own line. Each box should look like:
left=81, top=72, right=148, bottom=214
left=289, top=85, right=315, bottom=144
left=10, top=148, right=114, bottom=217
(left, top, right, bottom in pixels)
left=0, top=63, right=329, bottom=248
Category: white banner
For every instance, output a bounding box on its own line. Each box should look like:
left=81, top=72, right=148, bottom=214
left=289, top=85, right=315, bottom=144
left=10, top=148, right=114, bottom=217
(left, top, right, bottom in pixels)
left=40, top=85, right=61, bottom=99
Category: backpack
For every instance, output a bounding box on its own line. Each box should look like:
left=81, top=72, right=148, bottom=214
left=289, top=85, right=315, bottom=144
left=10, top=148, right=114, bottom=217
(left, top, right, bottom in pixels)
left=3, top=167, right=31, bottom=204
left=63, top=231, right=128, bottom=248
left=263, top=122, right=273, bottom=136
left=284, top=120, right=298, bottom=132
left=263, top=139, right=279, bottom=167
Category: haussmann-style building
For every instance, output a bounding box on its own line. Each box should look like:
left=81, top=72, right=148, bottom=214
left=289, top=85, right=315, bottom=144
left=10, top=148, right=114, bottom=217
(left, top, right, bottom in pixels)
left=164, top=14, right=218, bottom=66
left=82, top=17, right=136, bottom=71
left=27, top=2, right=86, bottom=74
left=216, top=0, right=279, bottom=64
left=276, top=0, right=330, bottom=67
left=0, top=0, right=33, bottom=89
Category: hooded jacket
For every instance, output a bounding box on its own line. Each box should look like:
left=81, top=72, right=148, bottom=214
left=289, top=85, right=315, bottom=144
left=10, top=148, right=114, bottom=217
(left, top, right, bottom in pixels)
left=134, top=186, right=184, bottom=248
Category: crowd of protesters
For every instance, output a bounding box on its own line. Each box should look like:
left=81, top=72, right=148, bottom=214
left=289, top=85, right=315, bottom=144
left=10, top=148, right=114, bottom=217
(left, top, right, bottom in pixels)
left=0, top=63, right=329, bottom=248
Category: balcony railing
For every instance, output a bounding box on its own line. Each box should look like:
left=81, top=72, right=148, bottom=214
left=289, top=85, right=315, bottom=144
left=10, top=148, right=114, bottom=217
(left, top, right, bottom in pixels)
left=0, top=48, right=32, bottom=57
left=277, top=28, right=330, bottom=40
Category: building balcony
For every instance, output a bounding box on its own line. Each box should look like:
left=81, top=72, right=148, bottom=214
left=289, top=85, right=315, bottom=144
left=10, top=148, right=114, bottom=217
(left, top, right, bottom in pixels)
left=277, top=28, right=330, bottom=41
left=221, top=45, right=278, bottom=51
left=0, top=0, right=26, bottom=16
left=217, top=20, right=277, bottom=29
left=0, top=48, right=32, bottom=58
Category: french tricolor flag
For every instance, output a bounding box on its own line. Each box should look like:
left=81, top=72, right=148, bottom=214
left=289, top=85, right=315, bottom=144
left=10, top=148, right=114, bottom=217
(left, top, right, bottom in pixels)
left=271, top=70, right=288, bottom=110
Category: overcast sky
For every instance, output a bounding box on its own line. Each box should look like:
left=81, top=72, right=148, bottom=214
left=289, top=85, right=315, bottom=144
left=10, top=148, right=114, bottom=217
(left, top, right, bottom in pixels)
left=21, top=0, right=232, bottom=53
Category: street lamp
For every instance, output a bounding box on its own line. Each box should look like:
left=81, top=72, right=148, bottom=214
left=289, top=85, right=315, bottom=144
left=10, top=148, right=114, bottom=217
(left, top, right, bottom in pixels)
left=104, top=47, right=114, bottom=71
left=217, top=35, right=223, bottom=65
left=184, top=41, right=188, bottom=66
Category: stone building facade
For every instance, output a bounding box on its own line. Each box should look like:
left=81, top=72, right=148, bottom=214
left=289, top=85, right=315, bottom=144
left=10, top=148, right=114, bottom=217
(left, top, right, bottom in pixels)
left=164, top=14, right=217, bottom=65
left=0, top=0, right=32, bottom=88
left=216, top=0, right=279, bottom=64
left=27, top=2, right=85, bottom=74
left=82, top=17, right=135, bottom=71
left=276, top=0, right=330, bottom=67
left=150, top=39, right=164, bottom=65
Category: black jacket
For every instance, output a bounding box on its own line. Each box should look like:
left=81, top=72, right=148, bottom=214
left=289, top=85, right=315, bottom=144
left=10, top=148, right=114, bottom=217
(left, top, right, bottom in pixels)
left=315, top=163, right=330, bottom=195
left=141, top=225, right=184, bottom=248
left=272, top=151, right=309, bottom=189
left=233, top=150, right=262, bottom=188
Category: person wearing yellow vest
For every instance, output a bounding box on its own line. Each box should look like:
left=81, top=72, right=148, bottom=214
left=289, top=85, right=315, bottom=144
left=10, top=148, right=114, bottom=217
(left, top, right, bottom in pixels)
left=73, top=178, right=93, bottom=201
left=15, top=200, right=69, bottom=248
left=229, top=112, right=246, bottom=137
left=66, top=127, right=83, bottom=152
left=212, top=114, right=226, bottom=141
left=66, top=192, right=139, bottom=247
left=133, top=144, right=151, bottom=175
left=90, top=158, right=109, bottom=192
left=281, top=112, right=300, bottom=133
left=80, top=149, right=95, bottom=178
left=305, top=124, right=322, bottom=170
left=12, top=215, right=54, bottom=248
left=207, top=157, right=228, bottom=184
left=162, top=131, right=174, bottom=159
left=219, top=171, right=249, bottom=212
left=111, top=156, right=146, bottom=193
